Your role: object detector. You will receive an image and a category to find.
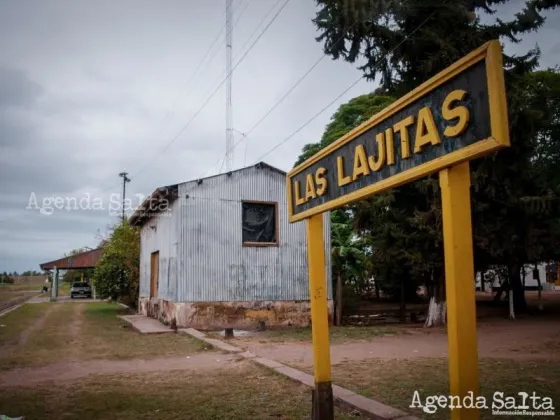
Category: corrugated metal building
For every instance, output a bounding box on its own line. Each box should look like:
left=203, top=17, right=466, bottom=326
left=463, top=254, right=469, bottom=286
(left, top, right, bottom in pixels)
left=130, top=162, right=332, bottom=329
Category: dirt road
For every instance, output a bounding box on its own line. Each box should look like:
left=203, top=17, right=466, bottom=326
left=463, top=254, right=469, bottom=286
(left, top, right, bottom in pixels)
left=231, top=317, right=560, bottom=368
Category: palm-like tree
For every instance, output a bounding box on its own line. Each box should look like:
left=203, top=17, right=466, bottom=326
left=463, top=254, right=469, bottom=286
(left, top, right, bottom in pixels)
left=331, top=210, right=366, bottom=326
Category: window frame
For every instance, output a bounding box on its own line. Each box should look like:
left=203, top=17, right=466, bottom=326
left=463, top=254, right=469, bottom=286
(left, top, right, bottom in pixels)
left=241, top=200, right=279, bottom=247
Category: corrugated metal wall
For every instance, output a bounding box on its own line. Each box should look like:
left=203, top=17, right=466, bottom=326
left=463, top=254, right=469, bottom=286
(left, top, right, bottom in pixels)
left=138, top=198, right=180, bottom=300
left=179, top=164, right=331, bottom=302
left=139, top=164, right=332, bottom=302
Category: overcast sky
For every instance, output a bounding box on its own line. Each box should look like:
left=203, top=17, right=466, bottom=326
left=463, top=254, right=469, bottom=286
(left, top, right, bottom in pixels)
left=0, top=0, right=558, bottom=272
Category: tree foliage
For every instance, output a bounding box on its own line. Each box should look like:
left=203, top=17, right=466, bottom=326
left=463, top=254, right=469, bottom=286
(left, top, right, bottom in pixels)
left=295, top=93, right=395, bottom=166
left=20, top=270, right=44, bottom=276
left=313, top=0, right=557, bottom=94
left=331, top=209, right=368, bottom=321
left=0, top=272, right=15, bottom=284
left=62, top=248, right=94, bottom=284
left=92, top=222, right=140, bottom=307
left=301, top=0, right=560, bottom=316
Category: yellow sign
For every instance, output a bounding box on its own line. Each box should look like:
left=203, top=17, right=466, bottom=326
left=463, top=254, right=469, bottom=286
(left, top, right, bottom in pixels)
left=293, top=40, right=510, bottom=420
left=287, top=40, right=509, bottom=223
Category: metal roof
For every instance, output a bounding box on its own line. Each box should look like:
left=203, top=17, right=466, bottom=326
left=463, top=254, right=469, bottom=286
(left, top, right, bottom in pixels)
left=40, top=248, right=104, bottom=270
left=129, top=161, right=286, bottom=226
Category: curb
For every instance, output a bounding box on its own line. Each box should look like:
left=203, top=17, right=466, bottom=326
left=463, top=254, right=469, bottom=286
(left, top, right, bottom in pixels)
left=118, top=315, right=174, bottom=335
left=180, top=328, right=419, bottom=420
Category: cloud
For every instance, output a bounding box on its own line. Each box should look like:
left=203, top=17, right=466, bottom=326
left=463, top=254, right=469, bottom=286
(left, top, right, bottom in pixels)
left=0, top=66, right=43, bottom=108
left=0, top=0, right=558, bottom=271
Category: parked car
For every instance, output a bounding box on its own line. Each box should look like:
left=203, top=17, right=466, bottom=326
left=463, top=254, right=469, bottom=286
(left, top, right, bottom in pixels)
left=70, top=282, right=92, bottom=299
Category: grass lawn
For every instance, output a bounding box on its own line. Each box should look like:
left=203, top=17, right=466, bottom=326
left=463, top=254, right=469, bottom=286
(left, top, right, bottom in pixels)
left=0, top=284, right=43, bottom=305
left=0, top=291, right=26, bottom=304
left=0, top=302, right=206, bottom=370
left=0, top=303, right=46, bottom=342
left=0, top=364, right=356, bottom=420
left=57, top=282, right=70, bottom=296
left=322, top=358, right=560, bottom=420
left=219, top=325, right=405, bottom=344
left=0, top=283, right=45, bottom=292
left=82, top=302, right=207, bottom=360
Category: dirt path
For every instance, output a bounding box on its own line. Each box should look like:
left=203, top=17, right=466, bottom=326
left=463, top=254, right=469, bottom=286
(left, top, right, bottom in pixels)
left=67, top=303, right=84, bottom=359
left=16, top=304, right=55, bottom=347
left=0, top=304, right=56, bottom=365
left=0, top=352, right=242, bottom=388
left=235, top=318, right=560, bottom=368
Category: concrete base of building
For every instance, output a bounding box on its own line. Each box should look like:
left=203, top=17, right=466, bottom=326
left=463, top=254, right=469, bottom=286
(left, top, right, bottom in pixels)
left=138, top=297, right=334, bottom=330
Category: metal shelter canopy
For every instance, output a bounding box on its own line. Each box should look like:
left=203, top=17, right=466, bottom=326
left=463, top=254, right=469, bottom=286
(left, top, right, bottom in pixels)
left=40, top=248, right=104, bottom=271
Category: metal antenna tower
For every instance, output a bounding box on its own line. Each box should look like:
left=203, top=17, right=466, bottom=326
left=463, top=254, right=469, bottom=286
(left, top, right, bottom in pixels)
left=225, top=0, right=234, bottom=172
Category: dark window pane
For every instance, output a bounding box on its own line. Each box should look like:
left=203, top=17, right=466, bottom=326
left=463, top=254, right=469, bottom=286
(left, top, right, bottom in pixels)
left=242, top=202, right=276, bottom=243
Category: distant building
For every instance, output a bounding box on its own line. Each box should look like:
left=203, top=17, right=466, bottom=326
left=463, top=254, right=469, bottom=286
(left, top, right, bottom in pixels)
left=476, top=262, right=560, bottom=291
left=129, top=162, right=332, bottom=329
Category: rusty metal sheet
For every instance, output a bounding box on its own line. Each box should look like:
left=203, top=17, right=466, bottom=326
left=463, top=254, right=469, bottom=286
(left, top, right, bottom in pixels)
left=137, top=163, right=332, bottom=303
left=40, top=248, right=104, bottom=270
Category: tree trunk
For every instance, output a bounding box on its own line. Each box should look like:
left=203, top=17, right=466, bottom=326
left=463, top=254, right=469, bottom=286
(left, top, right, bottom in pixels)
left=493, top=279, right=507, bottom=302
left=508, top=263, right=527, bottom=313
left=425, top=269, right=446, bottom=327
left=374, top=277, right=380, bottom=300
left=535, top=264, right=543, bottom=311
left=480, top=270, right=486, bottom=292
left=400, top=276, right=406, bottom=323
left=509, top=287, right=515, bottom=319
left=335, top=272, right=342, bottom=326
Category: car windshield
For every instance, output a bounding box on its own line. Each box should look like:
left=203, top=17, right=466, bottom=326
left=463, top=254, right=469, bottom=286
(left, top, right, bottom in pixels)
left=72, top=282, right=89, bottom=288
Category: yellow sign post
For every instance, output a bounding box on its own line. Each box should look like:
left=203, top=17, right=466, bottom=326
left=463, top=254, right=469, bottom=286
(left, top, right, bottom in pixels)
left=288, top=40, right=509, bottom=419
left=307, top=213, right=333, bottom=418
left=440, top=162, right=480, bottom=420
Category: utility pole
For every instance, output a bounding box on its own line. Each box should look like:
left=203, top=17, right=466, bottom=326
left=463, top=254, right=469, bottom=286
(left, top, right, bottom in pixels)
left=225, top=0, right=233, bottom=172
left=119, top=172, right=131, bottom=222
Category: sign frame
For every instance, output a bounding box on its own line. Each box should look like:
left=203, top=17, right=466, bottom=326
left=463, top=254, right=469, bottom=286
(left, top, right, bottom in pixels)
left=287, top=40, right=509, bottom=223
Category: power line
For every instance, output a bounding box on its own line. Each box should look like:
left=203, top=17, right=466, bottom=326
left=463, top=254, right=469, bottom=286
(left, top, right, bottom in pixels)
left=225, top=0, right=234, bottom=172
left=110, top=1, right=440, bottom=194
left=130, top=0, right=291, bottom=181
left=232, top=0, right=281, bottom=64
left=195, top=20, right=367, bottom=179
left=200, top=5, right=440, bottom=176
left=193, top=0, right=252, bottom=100
left=254, top=77, right=363, bottom=162
left=252, top=8, right=441, bottom=164
left=242, top=22, right=363, bottom=141
left=193, top=0, right=288, bottom=118
left=152, top=0, right=251, bottom=134
left=155, top=5, right=229, bottom=131
left=97, top=1, right=252, bottom=194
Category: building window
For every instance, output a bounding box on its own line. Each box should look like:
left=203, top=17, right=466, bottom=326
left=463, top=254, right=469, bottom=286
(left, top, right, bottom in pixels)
left=242, top=201, right=278, bottom=246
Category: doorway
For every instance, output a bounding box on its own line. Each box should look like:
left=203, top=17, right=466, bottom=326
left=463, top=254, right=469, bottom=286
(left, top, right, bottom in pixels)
left=150, top=251, right=159, bottom=298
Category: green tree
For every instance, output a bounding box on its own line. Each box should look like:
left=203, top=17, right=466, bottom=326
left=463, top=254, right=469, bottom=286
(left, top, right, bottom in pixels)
left=311, top=0, right=560, bottom=317
left=331, top=209, right=366, bottom=325
left=0, top=272, right=14, bottom=284
left=353, top=189, right=423, bottom=303
left=524, top=69, right=560, bottom=187
left=470, top=68, right=560, bottom=312
left=294, top=93, right=395, bottom=321
left=295, top=93, right=395, bottom=166
left=92, top=221, right=140, bottom=307
left=61, top=248, right=94, bottom=284
left=313, top=0, right=555, bottom=94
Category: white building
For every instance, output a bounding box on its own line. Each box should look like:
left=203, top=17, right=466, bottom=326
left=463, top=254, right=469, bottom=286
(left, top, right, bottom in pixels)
left=476, top=263, right=558, bottom=291
left=129, top=162, right=332, bottom=329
